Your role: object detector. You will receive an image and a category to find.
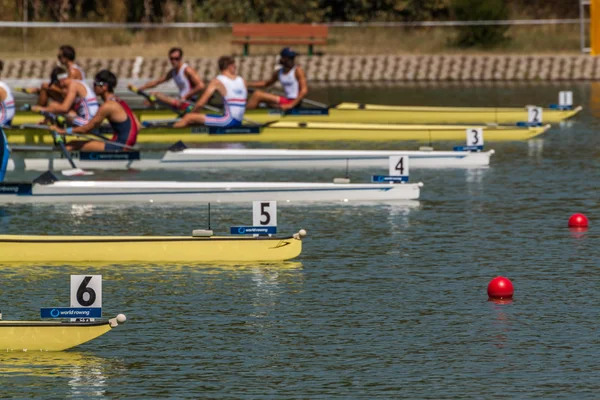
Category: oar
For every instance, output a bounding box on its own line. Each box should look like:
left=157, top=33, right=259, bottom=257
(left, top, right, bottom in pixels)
left=129, top=86, right=262, bottom=126
left=49, top=130, right=94, bottom=176
left=248, top=88, right=329, bottom=109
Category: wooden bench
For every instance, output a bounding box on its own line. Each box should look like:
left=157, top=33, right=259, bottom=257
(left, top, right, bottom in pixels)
left=232, top=24, right=328, bottom=56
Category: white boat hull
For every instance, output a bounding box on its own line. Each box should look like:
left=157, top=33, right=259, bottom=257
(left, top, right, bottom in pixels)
left=7, top=148, right=493, bottom=171
left=0, top=180, right=423, bottom=204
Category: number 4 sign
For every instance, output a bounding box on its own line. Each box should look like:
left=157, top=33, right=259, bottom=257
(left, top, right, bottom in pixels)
left=71, top=275, right=102, bottom=321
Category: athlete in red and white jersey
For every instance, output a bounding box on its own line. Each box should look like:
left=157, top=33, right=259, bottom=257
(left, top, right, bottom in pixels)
left=52, top=70, right=141, bottom=152
left=174, top=56, right=247, bottom=128
left=0, top=60, right=15, bottom=127
left=131, top=47, right=205, bottom=111
left=247, top=48, right=308, bottom=110
left=33, top=67, right=99, bottom=126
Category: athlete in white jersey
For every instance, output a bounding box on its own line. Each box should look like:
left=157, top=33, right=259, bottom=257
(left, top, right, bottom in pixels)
left=247, top=48, right=308, bottom=110
left=23, top=45, right=85, bottom=107
left=132, top=47, right=204, bottom=111
left=174, top=56, right=246, bottom=128
left=32, top=67, right=99, bottom=127
left=0, top=61, right=15, bottom=127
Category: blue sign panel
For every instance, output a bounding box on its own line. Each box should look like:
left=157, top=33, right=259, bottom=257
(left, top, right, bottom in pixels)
left=230, top=226, right=277, bottom=234
left=371, top=175, right=408, bottom=183
left=453, top=145, right=484, bottom=152
left=549, top=104, right=572, bottom=110
left=80, top=151, right=141, bottom=161
left=516, top=121, right=543, bottom=127
left=41, top=307, right=102, bottom=319
left=285, top=108, right=329, bottom=116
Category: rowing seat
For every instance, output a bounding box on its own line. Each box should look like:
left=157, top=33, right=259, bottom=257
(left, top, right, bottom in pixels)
left=232, top=24, right=328, bottom=56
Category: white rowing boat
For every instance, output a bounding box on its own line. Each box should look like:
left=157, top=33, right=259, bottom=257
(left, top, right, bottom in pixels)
left=0, top=172, right=422, bottom=204
left=7, top=144, right=494, bottom=171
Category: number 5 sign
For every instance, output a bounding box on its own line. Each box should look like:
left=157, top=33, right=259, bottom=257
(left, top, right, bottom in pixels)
left=71, top=275, right=102, bottom=308
left=253, top=201, right=277, bottom=227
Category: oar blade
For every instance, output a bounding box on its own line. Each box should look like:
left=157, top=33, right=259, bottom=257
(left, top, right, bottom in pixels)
left=61, top=168, right=94, bottom=177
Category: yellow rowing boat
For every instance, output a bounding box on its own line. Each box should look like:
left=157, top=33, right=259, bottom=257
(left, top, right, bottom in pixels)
left=6, top=121, right=550, bottom=144
left=12, top=103, right=581, bottom=125
left=0, top=230, right=305, bottom=262
left=0, top=314, right=126, bottom=351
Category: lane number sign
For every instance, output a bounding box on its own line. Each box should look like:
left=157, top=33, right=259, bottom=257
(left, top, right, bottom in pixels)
left=253, top=201, right=277, bottom=227
left=527, top=106, right=543, bottom=124
left=466, top=128, right=484, bottom=147
left=71, top=275, right=102, bottom=321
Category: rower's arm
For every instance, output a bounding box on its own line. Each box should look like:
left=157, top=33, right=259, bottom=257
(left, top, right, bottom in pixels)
left=248, top=71, right=278, bottom=88
left=138, top=73, right=170, bottom=91
left=285, top=67, right=308, bottom=109
left=190, top=79, right=220, bottom=113
left=182, top=67, right=205, bottom=101
left=56, top=103, right=112, bottom=134
left=0, top=87, right=6, bottom=102
left=42, top=83, right=77, bottom=114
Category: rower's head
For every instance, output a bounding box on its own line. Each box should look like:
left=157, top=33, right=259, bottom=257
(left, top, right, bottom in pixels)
left=93, top=70, right=117, bottom=95
left=168, top=47, right=184, bottom=68
left=218, top=56, right=236, bottom=75
left=279, top=48, right=297, bottom=68
left=50, top=66, right=69, bottom=88
left=57, top=45, right=76, bottom=66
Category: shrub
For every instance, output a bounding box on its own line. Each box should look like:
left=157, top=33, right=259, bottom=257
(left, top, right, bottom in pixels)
left=452, top=0, right=511, bottom=48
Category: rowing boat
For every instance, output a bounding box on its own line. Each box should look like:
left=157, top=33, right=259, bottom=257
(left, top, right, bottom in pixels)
left=0, top=314, right=126, bottom=351
left=6, top=145, right=495, bottom=171
left=12, top=103, right=582, bottom=125
left=0, top=230, right=305, bottom=262
left=0, top=172, right=423, bottom=203
left=5, top=121, right=550, bottom=144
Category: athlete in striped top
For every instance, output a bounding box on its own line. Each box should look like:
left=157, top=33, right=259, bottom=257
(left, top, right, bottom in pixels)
left=132, top=47, right=205, bottom=112
left=247, top=48, right=308, bottom=110
left=174, top=56, right=247, bottom=128
left=52, top=70, right=141, bottom=152
left=0, top=61, right=15, bottom=127
left=32, top=67, right=99, bottom=126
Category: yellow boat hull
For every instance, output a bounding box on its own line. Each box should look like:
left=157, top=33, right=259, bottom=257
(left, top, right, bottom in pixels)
left=12, top=104, right=581, bottom=125
left=5, top=122, right=550, bottom=144
left=0, top=319, right=117, bottom=352
left=0, top=233, right=304, bottom=263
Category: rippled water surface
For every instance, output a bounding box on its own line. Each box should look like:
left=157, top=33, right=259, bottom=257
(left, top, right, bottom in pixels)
left=1, top=83, right=599, bottom=398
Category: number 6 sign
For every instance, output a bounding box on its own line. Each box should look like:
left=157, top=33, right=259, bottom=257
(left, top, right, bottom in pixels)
left=71, top=275, right=102, bottom=308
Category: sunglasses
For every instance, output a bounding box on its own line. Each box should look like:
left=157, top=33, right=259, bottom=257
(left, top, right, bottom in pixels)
left=93, top=81, right=106, bottom=87
left=169, top=56, right=181, bottom=61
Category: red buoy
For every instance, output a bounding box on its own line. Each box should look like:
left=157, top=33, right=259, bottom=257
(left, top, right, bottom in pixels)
left=568, top=213, right=589, bottom=228
left=487, top=276, right=514, bottom=300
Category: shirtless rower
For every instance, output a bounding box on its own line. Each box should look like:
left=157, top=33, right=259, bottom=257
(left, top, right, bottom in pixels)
left=0, top=60, right=16, bottom=127
left=246, top=48, right=308, bottom=110
left=131, top=47, right=205, bottom=111
left=173, top=56, right=246, bottom=128
left=51, top=70, right=140, bottom=151
left=32, top=66, right=98, bottom=127
left=25, top=45, right=85, bottom=106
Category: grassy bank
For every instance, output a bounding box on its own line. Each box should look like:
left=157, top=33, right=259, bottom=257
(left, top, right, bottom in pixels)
left=0, top=24, right=581, bottom=59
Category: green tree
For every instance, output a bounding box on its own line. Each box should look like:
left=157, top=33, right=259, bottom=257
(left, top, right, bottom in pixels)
left=452, top=0, right=510, bottom=47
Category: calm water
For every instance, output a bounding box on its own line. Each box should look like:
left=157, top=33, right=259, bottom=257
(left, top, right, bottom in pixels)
left=1, top=83, right=599, bottom=398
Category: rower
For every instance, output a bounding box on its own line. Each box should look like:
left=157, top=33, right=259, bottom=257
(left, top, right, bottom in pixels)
left=0, top=60, right=15, bottom=127
left=131, top=47, right=204, bottom=111
left=246, top=48, right=308, bottom=110
left=51, top=70, right=140, bottom=152
left=174, top=56, right=246, bottom=128
left=25, top=45, right=85, bottom=106
left=31, top=66, right=99, bottom=127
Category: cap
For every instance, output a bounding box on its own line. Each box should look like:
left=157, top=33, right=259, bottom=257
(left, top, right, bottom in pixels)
left=280, top=48, right=297, bottom=58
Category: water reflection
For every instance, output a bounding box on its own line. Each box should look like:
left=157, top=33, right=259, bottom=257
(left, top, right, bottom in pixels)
left=527, top=138, right=544, bottom=159
left=0, top=351, right=125, bottom=398
left=487, top=300, right=513, bottom=349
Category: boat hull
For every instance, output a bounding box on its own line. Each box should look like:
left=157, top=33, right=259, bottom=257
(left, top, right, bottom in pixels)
left=0, top=234, right=303, bottom=262
left=0, top=321, right=113, bottom=352
left=4, top=122, right=550, bottom=144
left=7, top=149, right=494, bottom=171
left=12, top=104, right=582, bottom=124
left=0, top=181, right=422, bottom=204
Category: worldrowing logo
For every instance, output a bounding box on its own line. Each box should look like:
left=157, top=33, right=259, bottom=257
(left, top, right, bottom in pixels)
left=50, top=308, right=60, bottom=318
